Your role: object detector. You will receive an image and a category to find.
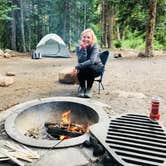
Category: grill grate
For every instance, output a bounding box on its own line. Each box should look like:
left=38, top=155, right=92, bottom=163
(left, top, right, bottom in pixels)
left=90, top=114, right=166, bottom=166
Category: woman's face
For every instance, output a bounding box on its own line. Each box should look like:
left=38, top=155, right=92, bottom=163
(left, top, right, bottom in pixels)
left=81, top=32, right=93, bottom=46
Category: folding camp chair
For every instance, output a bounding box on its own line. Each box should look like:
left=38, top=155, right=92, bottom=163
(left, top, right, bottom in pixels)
left=94, top=50, right=109, bottom=94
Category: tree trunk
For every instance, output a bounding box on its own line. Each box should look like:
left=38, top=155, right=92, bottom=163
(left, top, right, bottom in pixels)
left=63, top=0, right=67, bottom=42
left=101, top=0, right=107, bottom=48
left=107, top=4, right=114, bottom=49
left=116, top=26, right=121, bottom=40
left=145, top=0, right=157, bottom=57
left=11, top=8, right=16, bottom=50
left=20, top=0, right=26, bottom=52
left=83, top=3, right=87, bottom=30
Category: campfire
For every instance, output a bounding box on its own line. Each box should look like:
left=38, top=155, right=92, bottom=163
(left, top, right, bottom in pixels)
left=5, top=97, right=107, bottom=148
left=45, top=110, right=89, bottom=140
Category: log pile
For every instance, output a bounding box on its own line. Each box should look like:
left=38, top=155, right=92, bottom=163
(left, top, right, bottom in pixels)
left=0, top=141, right=40, bottom=166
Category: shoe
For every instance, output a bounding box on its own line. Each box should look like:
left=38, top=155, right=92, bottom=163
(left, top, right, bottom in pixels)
left=84, top=88, right=93, bottom=98
left=78, top=87, right=85, bottom=97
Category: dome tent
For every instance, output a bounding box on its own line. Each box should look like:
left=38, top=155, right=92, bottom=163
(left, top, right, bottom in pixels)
left=35, top=34, right=71, bottom=58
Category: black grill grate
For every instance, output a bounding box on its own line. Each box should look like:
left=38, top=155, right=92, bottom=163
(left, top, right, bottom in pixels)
left=90, top=114, right=166, bottom=166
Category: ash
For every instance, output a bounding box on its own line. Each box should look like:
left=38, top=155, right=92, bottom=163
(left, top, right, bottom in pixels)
left=24, top=126, right=57, bottom=140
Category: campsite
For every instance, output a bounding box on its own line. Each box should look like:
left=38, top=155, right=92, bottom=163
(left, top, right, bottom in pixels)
left=1, top=50, right=166, bottom=127
left=0, top=0, right=166, bottom=166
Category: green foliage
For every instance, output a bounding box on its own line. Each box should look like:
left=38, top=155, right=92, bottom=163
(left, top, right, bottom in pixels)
left=114, top=30, right=166, bottom=50
left=0, top=0, right=165, bottom=51
left=0, top=0, right=12, bottom=20
left=117, top=30, right=145, bottom=50
left=121, top=38, right=145, bottom=50
left=153, top=40, right=166, bottom=50
left=113, top=0, right=166, bottom=50
left=114, top=40, right=122, bottom=48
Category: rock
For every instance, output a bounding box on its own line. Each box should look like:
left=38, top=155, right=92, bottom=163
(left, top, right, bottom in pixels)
left=113, top=53, right=122, bottom=58
left=0, top=76, right=14, bottom=87
left=59, top=67, right=78, bottom=84
left=4, top=53, right=11, bottom=58
left=4, top=49, right=12, bottom=53
left=6, top=72, right=16, bottom=76
left=0, top=49, right=4, bottom=57
left=137, top=52, right=146, bottom=57
left=4, top=49, right=17, bottom=57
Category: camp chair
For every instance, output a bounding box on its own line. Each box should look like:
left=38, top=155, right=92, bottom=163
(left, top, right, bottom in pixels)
left=94, top=50, right=109, bottom=94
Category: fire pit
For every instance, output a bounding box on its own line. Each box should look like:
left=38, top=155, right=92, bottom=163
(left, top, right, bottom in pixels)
left=5, top=97, right=108, bottom=148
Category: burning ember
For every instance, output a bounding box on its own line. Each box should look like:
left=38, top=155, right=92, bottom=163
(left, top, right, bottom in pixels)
left=45, top=109, right=89, bottom=140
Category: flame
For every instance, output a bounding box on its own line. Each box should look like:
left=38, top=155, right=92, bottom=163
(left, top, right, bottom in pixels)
left=60, top=109, right=89, bottom=140
left=62, top=110, right=71, bottom=123
left=62, top=110, right=71, bottom=130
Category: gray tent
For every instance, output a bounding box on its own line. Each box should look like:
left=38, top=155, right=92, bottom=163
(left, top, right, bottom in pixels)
left=35, top=34, right=71, bottom=58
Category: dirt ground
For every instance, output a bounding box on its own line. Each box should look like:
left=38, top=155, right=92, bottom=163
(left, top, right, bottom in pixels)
left=0, top=52, right=166, bottom=128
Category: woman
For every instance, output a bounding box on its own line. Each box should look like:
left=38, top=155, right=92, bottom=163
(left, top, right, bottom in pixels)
left=72, top=28, right=104, bottom=98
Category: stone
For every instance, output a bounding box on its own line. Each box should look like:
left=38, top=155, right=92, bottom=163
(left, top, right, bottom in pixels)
left=5, top=49, right=21, bottom=57
left=0, top=76, right=14, bottom=87
left=137, top=52, right=146, bottom=57
left=59, top=67, right=78, bottom=84
left=4, top=53, right=11, bottom=58
left=0, top=49, right=4, bottom=57
left=6, top=72, right=16, bottom=76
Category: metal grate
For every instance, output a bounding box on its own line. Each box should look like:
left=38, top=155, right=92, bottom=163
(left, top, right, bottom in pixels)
left=90, top=114, right=166, bottom=166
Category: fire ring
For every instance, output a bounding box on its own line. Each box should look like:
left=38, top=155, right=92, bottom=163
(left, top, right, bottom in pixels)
left=5, top=97, right=109, bottom=148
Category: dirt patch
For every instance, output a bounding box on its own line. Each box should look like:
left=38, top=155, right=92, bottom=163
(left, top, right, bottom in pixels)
left=0, top=53, right=166, bottom=128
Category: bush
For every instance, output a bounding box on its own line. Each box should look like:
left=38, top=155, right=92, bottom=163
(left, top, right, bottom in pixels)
left=114, top=40, right=122, bottom=48
left=153, top=40, right=165, bottom=50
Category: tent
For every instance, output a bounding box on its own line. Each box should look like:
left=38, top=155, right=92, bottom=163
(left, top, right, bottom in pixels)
left=35, top=34, right=71, bottom=58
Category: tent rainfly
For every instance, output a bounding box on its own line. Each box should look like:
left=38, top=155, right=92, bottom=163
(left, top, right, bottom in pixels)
left=35, top=34, right=71, bottom=58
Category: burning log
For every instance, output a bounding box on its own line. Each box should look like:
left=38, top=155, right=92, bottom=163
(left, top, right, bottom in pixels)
left=46, top=126, right=82, bottom=138
left=44, top=110, right=89, bottom=140
left=45, top=122, right=84, bottom=138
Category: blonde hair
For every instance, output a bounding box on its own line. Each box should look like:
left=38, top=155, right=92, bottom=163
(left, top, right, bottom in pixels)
left=80, top=28, right=97, bottom=46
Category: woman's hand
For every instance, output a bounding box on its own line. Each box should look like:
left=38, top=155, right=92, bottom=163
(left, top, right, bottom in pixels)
left=71, top=68, right=78, bottom=84
left=71, top=68, right=78, bottom=78
left=80, top=40, right=88, bottom=49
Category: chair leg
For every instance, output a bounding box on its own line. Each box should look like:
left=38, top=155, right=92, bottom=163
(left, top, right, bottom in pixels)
left=101, top=82, right=104, bottom=90
left=98, top=82, right=101, bottom=94
left=98, top=82, right=104, bottom=94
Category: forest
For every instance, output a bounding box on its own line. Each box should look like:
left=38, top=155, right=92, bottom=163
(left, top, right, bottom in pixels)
left=0, top=0, right=166, bottom=56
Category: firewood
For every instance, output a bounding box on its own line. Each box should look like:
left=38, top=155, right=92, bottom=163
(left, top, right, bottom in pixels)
left=12, top=152, right=33, bottom=162
left=0, top=148, right=24, bottom=166
left=0, top=157, right=9, bottom=161
left=0, top=152, right=9, bottom=161
left=46, top=126, right=82, bottom=138
left=20, top=144, right=40, bottom=159
left=4, top=142, right=39, bottom=159
left=0, top=152, right=8, bottom=158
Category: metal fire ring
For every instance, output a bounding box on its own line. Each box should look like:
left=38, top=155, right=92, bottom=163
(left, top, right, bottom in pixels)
left=5, top=97, right=109, bottom=148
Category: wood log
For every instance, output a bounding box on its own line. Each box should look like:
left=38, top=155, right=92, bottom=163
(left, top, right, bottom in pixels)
left=20, top=144, right=40, bottom=159
left=46, top=126, right=82, bottom=138
left=0, top=149, right=24, bottom=166
left=4, top=142, right=39, bottom=159
left=45, top=122, right=86, bottom=131
left=0, top=157, right=9, bottom=161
